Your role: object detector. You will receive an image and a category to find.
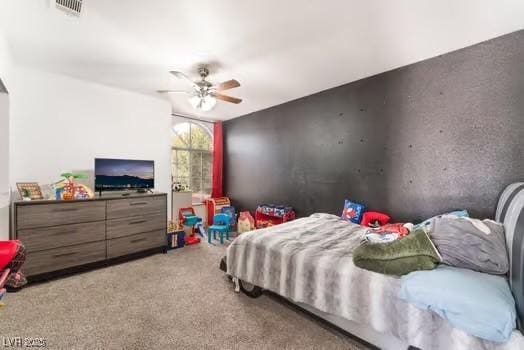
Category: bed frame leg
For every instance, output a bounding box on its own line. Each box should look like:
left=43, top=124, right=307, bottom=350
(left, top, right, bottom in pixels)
left=233, top=277, right=240, bottom=293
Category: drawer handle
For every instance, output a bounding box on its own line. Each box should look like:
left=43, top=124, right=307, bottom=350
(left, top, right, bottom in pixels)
left=130, top=238, right=147, bottom=244
left=53, top=252, right=77, bottom=259
left=54, top=208, right=79, bottom=212
left=130, top=202, right=148, bottom=206
left=129, top=220, right=147, bottom=225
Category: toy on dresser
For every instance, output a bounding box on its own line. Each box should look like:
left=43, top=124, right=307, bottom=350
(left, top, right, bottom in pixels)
left=53, top=172, right=94, bottom=200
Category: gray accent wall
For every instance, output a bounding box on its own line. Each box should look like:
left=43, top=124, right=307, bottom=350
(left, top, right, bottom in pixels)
left=224, top=30, right=524, bottom=222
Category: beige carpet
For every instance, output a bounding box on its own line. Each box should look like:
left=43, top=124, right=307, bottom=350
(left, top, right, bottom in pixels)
left=1, top=243, right=371, bottom=349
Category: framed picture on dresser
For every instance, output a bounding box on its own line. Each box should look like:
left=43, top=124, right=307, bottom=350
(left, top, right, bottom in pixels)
left=16, top=182, right=44, bottom=200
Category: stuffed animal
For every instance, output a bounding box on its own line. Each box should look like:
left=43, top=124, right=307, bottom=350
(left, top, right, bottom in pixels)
left=361, top=211, right=391, bottom=227
left=238, top=211, right=255, bottom=234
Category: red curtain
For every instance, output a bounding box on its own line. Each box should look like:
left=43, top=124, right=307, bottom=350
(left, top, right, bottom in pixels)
left=211, top=121, right=223, bottom=198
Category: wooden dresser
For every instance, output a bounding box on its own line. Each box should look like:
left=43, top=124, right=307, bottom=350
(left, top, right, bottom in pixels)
left=11, top=193, right=167, bottom=277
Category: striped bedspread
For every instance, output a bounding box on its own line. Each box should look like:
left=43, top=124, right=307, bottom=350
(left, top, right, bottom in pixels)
left=226, top=213, right=524, bottom=350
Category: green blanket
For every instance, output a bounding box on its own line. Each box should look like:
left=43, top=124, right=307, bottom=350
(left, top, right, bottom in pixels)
left=353, top=229, right=441, bottom=276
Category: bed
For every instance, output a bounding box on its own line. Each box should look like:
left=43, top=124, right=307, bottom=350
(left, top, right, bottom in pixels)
left=225, top=183, right=524, bottom=350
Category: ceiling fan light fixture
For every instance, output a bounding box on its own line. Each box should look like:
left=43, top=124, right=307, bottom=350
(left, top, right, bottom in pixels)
left=161, top=68, right=241, bottom=111
left=189, top=94, right=216, bottom=111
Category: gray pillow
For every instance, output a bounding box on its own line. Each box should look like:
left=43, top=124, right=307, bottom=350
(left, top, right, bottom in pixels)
left=429, top=216, right=508, bottom=274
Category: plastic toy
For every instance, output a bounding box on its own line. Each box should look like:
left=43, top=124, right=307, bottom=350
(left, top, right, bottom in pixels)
left=172, top=181, right=183, bottom=192
left=205, top=197, right=231, bottom=225
left=208, top=214, right=231, bottom=244
left=220, top=206, right=237, bottom=230
left=179, top=207, right=206, bottom=245
left=238, top=211, right=255, bottom=234
left=54, top=172, right=94, bottom=200
left=341, top=200, right=365, bottom=224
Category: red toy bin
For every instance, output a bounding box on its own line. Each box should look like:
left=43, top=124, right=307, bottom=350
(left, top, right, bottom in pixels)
left=255, top=205, right=295, bottom=229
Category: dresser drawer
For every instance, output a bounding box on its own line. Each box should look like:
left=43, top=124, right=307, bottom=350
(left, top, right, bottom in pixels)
left=18, top=221, right=106, bottom=252
left=107, top=196, right=166, bottom=219
left=107, top=230, right=164, bottom=259
left=107, top=213, right=166, bottom=239
left=24, top=241, right=106, bottom=276
left=17, top=201, right=106, bottom=229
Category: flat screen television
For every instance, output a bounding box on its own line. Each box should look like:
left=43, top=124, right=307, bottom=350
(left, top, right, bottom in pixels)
left=95, top=158, right=154, bottom=192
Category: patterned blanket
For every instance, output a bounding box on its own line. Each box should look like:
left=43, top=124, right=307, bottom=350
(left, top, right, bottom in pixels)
left=226, top=213, right=524, bottom=350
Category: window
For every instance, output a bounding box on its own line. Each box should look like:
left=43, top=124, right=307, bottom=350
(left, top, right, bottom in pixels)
left=172, top=122, right=213, bottom=203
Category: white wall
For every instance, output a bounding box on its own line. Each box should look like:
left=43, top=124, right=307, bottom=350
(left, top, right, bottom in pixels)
left=8, top=66, right=173, bottom=220
left=0, top=33, right=12, bottom=240
left=0, top=93, right=9, bottom=241
left=0, top=32, right=11, bottom=84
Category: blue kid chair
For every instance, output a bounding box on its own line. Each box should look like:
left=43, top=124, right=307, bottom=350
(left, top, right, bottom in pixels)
left=221, top=206, right=237, bottom=230
left=208, top=214, right=231, bottom=244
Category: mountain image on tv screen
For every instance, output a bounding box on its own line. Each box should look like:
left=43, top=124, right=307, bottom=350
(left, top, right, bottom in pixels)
left=95, top=158, right=154, bottom=191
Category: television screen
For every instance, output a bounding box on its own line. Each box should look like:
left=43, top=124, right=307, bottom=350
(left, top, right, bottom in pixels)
left=95, top=158, right=154, bottom=191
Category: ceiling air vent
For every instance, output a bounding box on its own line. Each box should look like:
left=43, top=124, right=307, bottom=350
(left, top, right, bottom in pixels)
left=55, top=0, right=83, bottom=16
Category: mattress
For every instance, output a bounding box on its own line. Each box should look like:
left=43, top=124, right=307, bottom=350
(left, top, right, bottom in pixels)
left=226, top=213, right=524, bottom=350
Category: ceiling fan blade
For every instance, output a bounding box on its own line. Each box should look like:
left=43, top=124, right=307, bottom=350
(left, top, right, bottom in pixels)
left=213, top=93, right=242, bottom=104
left=169, top=71, right=198, bottom=88
left=156, top=90, right=188, bottom=94
left=215, top=79, right=240, bottom=91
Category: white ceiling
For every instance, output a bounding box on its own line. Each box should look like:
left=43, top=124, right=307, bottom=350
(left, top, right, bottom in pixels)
left=1, top=0, right=523, bottom=121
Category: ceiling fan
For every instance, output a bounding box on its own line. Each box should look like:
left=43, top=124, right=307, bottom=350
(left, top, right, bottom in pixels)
left=157, top=67, right=242, bottom=112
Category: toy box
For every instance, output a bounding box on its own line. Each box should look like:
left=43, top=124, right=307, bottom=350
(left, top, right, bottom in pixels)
left=255, top=204, right=296, bottom=229
left=165, top=231, right=185, bottom=251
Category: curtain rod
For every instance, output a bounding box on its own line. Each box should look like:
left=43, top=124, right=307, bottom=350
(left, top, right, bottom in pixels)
left=171, top=112, right=217, bottom=124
